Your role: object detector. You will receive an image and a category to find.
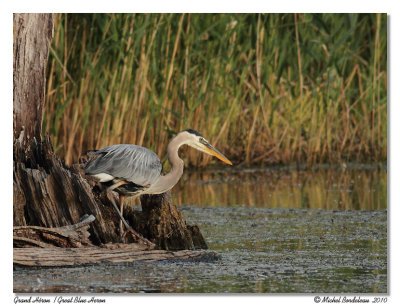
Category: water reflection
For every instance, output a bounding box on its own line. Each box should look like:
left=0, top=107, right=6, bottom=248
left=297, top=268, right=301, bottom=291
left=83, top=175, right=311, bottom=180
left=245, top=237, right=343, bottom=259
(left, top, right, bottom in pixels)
left=172, top=167, right=387, bottom=210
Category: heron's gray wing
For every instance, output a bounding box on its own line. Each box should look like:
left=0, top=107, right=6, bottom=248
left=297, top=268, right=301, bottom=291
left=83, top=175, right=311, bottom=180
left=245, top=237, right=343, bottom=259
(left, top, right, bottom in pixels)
left=84, top=144, right=162, bottom=186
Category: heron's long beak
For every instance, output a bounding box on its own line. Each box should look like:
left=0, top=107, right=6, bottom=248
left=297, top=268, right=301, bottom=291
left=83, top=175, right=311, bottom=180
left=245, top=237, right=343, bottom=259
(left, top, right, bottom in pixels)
left=203, top=142, right=232, bottom=165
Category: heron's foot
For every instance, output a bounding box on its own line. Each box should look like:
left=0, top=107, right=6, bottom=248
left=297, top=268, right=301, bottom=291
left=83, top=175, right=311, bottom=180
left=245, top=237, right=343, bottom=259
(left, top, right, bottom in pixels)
left=103, top=189, right=114, bottom=202
left=123, top=227, right=155, bottom=248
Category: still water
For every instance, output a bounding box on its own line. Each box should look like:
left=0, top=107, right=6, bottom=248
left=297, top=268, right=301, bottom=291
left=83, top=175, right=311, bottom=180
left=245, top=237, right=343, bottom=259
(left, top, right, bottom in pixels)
left=13, top=166, right=387, bottom=293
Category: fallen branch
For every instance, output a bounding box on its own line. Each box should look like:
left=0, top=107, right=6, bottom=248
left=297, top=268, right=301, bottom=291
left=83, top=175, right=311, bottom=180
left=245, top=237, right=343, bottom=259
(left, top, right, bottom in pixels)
left=13, top=215, right=96, bottom=248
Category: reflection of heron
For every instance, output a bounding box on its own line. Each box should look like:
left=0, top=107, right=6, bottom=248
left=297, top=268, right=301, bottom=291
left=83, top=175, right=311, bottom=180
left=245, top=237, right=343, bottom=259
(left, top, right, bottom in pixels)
left=84, top=129, right=232, bottom=242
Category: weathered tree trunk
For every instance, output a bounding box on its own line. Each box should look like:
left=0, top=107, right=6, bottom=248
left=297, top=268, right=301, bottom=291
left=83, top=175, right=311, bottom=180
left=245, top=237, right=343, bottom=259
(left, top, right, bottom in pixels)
left=12, top=13, right=132, bottom=245
left=13, top=13, right=207, bottom=251
left=13, top=14, right=54, bottom=145
left=13, top=135, right=121, bottom=244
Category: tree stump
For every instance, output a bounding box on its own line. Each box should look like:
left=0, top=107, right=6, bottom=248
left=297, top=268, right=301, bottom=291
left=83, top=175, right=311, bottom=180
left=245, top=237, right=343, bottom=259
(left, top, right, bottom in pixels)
left=13, top=135, right=121, bottom=244
left=125, top=192, right=208, bottom=250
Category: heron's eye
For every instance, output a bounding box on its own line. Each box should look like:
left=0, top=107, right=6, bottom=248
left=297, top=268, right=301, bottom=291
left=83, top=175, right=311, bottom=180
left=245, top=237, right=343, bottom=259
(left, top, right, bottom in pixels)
left=199, top=137, right=206, bottom=144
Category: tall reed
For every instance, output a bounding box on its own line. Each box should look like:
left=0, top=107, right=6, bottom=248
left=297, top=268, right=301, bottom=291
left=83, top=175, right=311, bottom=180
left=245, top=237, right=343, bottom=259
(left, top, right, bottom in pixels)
left=44, top=13, right=387, bottom=167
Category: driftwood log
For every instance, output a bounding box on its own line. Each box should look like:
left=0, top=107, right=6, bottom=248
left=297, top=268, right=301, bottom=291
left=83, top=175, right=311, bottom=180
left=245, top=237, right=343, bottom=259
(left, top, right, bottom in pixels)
left=14, top=245, right=219, bottom=267
left=13, top=14, right=209, bottom=267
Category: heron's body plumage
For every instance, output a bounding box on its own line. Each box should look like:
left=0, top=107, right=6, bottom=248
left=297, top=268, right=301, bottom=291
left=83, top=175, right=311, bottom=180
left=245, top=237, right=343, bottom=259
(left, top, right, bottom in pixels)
left=84, top=144, right=162, bottom=195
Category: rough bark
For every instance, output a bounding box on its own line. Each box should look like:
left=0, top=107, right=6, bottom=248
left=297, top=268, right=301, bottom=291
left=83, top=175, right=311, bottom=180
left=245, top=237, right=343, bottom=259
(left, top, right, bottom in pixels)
left=13, top=136, right=119, bottom=245
left=13, top=215, right=95, bottom=248
left=127, top=192, right=208, bottom=250
left=13, top=13, right=54, bottom=145
left=12, top=13, right=120, bottom=245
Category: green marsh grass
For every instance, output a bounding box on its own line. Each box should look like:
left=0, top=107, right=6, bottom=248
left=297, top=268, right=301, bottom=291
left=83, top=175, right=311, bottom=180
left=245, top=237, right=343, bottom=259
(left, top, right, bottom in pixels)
left=44, top=13, right=387, bottom=167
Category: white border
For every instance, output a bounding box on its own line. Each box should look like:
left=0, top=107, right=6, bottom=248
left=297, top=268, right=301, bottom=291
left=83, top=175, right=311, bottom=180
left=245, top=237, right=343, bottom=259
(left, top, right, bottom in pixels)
left=2, top=1, right=398, bottom=305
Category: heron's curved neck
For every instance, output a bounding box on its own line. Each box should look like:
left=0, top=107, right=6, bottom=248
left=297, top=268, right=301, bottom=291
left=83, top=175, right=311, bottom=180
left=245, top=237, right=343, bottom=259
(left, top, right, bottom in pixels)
left=148, top=133, right=186, bottom=194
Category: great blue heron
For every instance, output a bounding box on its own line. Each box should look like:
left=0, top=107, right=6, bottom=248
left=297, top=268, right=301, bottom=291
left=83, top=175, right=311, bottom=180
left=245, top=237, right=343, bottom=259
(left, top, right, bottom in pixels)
left=84, top=129, right=232, bottom=243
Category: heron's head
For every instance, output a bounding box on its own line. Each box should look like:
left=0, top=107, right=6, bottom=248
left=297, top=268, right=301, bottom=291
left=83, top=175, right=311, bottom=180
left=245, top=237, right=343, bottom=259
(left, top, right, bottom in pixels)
left=179, top=129, right=232, bottom=165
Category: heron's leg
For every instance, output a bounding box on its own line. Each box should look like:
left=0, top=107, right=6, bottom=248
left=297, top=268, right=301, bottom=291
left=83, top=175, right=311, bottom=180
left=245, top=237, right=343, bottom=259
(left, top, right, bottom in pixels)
left=106, top=181, right=154, bottom=247
left=106, top=181, right=131, bottom=231
left=119, top=195, right=125, bottom=238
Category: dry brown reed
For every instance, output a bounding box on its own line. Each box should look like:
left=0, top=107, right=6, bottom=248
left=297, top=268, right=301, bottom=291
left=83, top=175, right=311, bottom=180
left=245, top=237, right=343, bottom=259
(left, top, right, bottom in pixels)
left=44, top=13, right=387, bottom=167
